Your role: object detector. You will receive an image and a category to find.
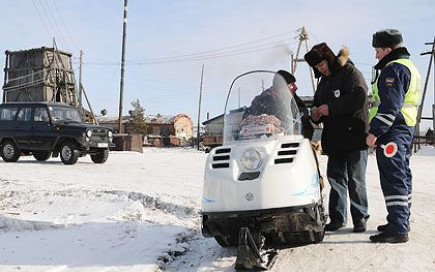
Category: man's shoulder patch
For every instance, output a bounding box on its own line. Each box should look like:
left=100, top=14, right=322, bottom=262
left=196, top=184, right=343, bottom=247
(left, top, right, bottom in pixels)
left=385, top=77, right=395, bottom=87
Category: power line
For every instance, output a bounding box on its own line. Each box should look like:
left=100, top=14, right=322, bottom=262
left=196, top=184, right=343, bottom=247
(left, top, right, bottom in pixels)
left=83, top=29, right=298, bottom=65
left=354, top=62, right=374, bottom=67
left=37, top=0, right=69, bottom=49
left=136, top=30, right=298, bottom=62
left=85, top=38, right=295, bottom=66
left=49, top=0, right=81, bottom=52
left=135, top=40, right=294, bottom=64
left=31, top=0, right=52, bottom=40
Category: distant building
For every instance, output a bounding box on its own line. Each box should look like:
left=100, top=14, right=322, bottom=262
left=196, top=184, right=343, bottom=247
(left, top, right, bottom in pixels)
left=201, top=114, right=224, bottom=151
left=202, top=114, right=224, bottom=137
left=97, top=113, right=194, bottom=147
left=146, top=113, right=193, bottom=138
left=145, top=113, right=194, bottom=147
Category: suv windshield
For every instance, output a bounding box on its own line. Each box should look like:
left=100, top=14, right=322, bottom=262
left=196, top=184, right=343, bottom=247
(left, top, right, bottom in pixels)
left=223, top=70, right=301, bottom=145
left=48, top=105, right=83, bottom=123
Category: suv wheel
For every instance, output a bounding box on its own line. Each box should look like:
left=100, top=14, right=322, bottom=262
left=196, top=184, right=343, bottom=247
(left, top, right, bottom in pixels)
left=1, top=140, right=20, bottom=162
left=33, top=151, right=51, bottom=161
left=60, top=141, right=80, bottom=165
left=91, top=149, right=109, bottom=164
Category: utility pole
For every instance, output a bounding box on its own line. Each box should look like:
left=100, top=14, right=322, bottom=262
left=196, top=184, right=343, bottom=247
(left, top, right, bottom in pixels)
left=3, top=53, right=8, bottom=102
left=197, top=63, right=204, bottom=150
left=291, top=26, right=316, bottom=93
left=52, top=38, right=58, bottom=102
left=117, top=0, right=128, bottom=134
left=79, top=50, right=83, bottom=115
left=417, top=37, right=435, bottom=148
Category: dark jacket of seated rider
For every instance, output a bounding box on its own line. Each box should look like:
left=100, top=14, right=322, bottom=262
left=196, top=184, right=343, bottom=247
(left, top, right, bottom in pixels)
left=243, top=70, right=314, bottom=140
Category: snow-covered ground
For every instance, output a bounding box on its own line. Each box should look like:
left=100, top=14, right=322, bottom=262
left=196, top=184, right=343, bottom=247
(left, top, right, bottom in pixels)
left=1, top=146, right=434, bottom=272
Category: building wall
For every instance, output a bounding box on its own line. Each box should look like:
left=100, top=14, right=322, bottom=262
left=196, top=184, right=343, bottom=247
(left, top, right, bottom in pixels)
left=97, top=113, right=194, bottom=146
left=173, top=114, right=194, bottom=140
left=148, top=124, right=174, bottom=136
left=204, top=119, right=224, bottom=136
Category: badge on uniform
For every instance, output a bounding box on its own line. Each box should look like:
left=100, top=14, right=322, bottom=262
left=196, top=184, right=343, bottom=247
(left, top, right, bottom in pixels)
left=333, top=89, right=340, bottom=98
left=385, top=77, right=395, bottom=87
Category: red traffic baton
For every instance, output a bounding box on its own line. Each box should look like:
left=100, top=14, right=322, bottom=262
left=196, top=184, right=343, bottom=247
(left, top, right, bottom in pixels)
left=380, top=142, right=398, bottom=158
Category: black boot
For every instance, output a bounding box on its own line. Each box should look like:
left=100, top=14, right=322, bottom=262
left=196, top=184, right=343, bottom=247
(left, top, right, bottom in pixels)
left=325, top=221, right=345, bottom=231
left=370, top=232, right=408, bottom=243
left=353, top=218, right=367, bottom=233
left=377, top=223, right=411, bottom=232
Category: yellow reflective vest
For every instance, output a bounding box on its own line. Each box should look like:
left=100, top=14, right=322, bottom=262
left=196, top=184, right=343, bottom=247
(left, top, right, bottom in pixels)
left=369, top=58, right=421, bottom=126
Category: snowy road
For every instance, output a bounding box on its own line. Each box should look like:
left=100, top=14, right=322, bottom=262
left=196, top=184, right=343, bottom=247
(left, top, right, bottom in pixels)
left=1, top=147, right=434, bottom=271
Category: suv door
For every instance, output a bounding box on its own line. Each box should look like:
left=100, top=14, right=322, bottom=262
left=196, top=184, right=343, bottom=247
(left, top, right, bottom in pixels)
left=0, top=105, right=19, bottom=141
left=13, top=106, right=33, bottom=149
left=29, top=106, right=56, bottom=150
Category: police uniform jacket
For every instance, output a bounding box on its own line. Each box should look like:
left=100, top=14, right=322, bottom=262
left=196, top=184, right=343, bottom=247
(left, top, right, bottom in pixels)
left=369, top=47, right=416, bottom=138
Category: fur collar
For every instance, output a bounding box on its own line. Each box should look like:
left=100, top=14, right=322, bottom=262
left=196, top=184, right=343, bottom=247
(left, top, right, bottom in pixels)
left=336, top=47, right=349, bottom=68
left=328, top=46, right=350, bottom=75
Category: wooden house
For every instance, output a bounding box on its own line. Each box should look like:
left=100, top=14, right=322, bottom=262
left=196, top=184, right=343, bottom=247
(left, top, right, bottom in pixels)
left=97, top=113, right=194, bottom=147
left=201, top=114, right=224, bottom=151
left=145, top=113, right=194, bottom=147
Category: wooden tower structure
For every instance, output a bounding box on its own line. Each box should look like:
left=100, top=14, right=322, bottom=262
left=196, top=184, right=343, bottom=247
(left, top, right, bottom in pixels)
left=2, top=46, right=78, bottom=106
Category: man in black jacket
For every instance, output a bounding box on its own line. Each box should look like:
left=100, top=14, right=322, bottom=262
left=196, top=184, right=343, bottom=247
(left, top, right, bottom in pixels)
left=305, top=43, right=370, bottom=232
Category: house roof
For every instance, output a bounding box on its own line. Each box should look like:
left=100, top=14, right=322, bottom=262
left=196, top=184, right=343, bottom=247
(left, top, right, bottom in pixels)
left=5, top=46, right=72, bottom=57
left=96, top=113, right=192, bottom=125
left=202, top=107, right=246, bottom=125
left=202, top=113, right=224, bottom=125
left=145, top=114, right=174, bottom=124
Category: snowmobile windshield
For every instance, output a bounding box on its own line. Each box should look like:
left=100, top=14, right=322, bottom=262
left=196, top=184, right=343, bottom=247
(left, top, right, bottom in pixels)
left=223, top=70, right=301, bottom=145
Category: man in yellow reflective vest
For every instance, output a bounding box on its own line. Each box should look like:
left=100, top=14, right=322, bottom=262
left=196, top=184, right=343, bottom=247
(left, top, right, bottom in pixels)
left=366, top=29, right=421, bottom=243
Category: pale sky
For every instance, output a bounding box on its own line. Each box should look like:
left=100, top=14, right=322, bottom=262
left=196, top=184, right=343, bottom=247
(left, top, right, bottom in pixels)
left=1, top=0, right=434, bottom=130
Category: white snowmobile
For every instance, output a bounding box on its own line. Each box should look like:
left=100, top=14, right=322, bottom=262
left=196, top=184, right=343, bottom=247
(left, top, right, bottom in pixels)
left=201, top=70, right=326, bottom=270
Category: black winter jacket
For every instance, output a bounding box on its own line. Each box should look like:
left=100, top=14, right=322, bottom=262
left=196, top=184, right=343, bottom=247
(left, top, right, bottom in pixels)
left=243, top=87, right=314, bottom=139
left=242, top=87, right=291, bottom=124
left=312, top=50, right=369, bottom=155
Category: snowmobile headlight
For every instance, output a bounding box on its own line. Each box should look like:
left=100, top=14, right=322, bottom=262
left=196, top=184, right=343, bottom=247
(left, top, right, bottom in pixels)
left=241, top=148, right=263, bottom=170
left=86, top=129, right=93, bottom=138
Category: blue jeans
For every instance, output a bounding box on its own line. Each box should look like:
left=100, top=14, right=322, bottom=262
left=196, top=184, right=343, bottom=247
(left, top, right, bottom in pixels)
left=327, top=149, right=369, bottom=224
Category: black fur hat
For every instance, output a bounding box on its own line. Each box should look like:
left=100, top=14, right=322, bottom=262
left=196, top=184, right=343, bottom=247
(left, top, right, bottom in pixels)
left=304, top=43, right=341, bottom=78
left=304, top=43, right=336, bottom=68
left=372, top=29, right=403, bottom=48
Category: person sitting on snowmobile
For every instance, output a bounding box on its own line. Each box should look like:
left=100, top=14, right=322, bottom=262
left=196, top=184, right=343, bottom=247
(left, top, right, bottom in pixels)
left=242, top=70, right=313, bottom=139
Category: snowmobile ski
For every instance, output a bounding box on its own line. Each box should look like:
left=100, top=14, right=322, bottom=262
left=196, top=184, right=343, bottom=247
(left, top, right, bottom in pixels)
left=235, top=227, right=278, bottom=271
